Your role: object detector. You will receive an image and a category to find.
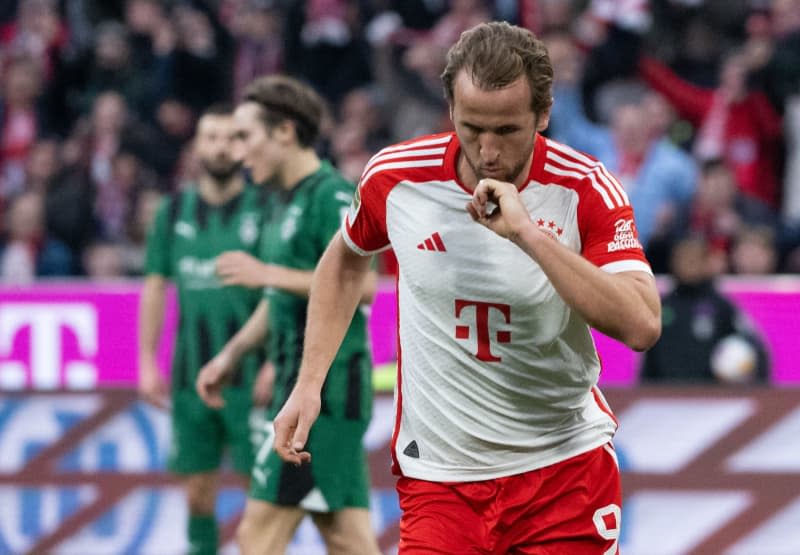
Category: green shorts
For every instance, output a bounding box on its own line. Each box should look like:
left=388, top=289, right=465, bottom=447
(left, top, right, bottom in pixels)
left=168, top=388, right=259, bottom=476
left=249, top=414, right=371, bottom=512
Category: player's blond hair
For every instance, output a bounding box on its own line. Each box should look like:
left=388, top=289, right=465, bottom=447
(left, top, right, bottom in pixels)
left=441, top=21, right=554, bottom=116
left=242, top=75, right=325, bottom=147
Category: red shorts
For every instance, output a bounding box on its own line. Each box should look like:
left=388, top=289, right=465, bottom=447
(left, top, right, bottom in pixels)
left=396, top=443, right=621, bottom=554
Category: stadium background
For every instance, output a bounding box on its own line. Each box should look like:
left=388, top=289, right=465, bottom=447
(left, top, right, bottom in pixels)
left=2, top=0, right=800, bottom=553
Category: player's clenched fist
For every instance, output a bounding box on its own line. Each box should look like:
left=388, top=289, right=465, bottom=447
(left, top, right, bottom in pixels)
left=467, top=178, right=532, bottom=240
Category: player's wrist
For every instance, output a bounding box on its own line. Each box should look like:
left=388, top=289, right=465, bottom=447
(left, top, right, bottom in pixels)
left=509, top=219, right=537, bottom=246
left=295, top=369, right=326, bottom=392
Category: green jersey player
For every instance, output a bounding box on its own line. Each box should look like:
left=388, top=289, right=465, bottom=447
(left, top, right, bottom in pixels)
left=138, top=105, right=269, bottom=555
left=195, top=75, right=380, bottom=555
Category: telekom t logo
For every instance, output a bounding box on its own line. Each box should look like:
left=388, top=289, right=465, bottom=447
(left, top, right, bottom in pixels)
left=454, top=299, right=511, bottom=362
left=0, top=303, right=98, bottom=389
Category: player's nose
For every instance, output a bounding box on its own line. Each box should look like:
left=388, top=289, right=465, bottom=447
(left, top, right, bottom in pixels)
left=478, top=135, right=500, bottom=161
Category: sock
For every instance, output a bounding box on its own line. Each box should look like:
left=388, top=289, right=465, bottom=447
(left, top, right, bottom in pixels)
left=188, top=514, right=218, bottom=555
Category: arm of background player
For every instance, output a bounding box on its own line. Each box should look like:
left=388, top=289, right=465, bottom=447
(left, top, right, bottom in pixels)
left=196, top=299, right=269, bottom=408
left=272, top=232, right=371, bottom=464
left=138, top=275, right=170, bottom=408
left=469, top=179, right=661, bottom=352
left=217, top=250, right=376, bottom=301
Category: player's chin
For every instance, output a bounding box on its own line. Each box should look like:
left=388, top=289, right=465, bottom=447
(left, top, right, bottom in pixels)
left=480, top=169, right=510, bottom=182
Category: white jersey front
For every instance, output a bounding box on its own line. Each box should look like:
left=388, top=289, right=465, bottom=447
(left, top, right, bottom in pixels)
left=343, top=132, right=652, bottom=482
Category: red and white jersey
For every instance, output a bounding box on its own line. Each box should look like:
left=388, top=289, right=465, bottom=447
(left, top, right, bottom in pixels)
left=342, top=132, right=651, bottom=482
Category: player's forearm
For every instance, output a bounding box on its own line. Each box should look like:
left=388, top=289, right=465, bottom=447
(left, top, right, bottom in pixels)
left=297, top=233, right=371, bottom=391
left=138, top=276, right=167, bottom=369
left=266, top=265, right=315, bottom=297
left=222, top=300, right=269, bottom=360
left=511, top=222, right=661, bottom=351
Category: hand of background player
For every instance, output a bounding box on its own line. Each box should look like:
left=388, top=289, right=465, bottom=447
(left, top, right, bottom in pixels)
left=467, top=178, right=531, bottom=240
left=252, top=361, right=275, bottom=407
left=272, top=386, right=321, bottom=465
left=196, top=353, right=234, bottom=408
left=216, top=251, right=270, bottom=288
left=139, top=360, right=169, bottom=410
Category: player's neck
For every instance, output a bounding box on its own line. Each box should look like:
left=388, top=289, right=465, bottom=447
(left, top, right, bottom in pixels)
left=198, top=174, right=245, bottom=205
left=277, top=149, right=321, bottom=191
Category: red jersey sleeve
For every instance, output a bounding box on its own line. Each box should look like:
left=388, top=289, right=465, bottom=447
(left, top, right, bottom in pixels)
left=341, top=161, right=392, bottom=255
left=578, top=180, right=653, bottom=275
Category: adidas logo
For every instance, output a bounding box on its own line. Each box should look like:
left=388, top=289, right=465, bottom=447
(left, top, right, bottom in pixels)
left=417, top=232, right=447, bottom=252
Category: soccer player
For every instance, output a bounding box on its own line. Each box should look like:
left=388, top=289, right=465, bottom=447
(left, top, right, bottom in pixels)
left=138, top=105, right=268, bottom=555
left=273, top=22, right=662, bottom=554
left=195, top=75, right=380, bottom=555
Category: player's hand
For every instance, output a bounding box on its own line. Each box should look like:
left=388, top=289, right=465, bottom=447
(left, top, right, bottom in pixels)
left=252, top=361, right=275, bottom=407
left=196, top=353, right=234, bottom=408
left=139, top=361, right=169, bottom=410
left=216, top=251, right=269, bottom=288
left=272, top=386, right=321, bottom=465
left=467, top=178, right=531, bottom=240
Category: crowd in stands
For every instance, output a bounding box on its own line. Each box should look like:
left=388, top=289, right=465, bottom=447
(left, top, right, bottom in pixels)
left=1, top=0, right=799, bottom=281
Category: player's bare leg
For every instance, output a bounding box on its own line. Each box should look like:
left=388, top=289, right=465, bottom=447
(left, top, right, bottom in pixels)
left=236, top=498, right=305, bottom=555
left=311, top=507, right=381, bottom=555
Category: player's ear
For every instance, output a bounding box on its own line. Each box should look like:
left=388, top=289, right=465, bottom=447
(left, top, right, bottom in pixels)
left=536, top=106, right=551, bottom=132
left=275, top=119, right=296, bottom=144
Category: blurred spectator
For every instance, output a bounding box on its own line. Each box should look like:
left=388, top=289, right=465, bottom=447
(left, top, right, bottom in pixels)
left=82, top=240, right=126, bottom=278
left=548, top=36, right=697, bottom=253
left=23, top=136, right=59, bottom=192
left=639, top=47, right=784, bottom=208
left=521, top=0, right=579, bottom=35
left=73, top=91, right=160, bottom=193
left=96, top=148, right=159, bottom=242
left=0, top=57, right=45, bottom=197
left=330, top=120, right=371, bottom=182
left=44, top=136, right=96, bottom=264
left=0, top=190, right=73, bottom=281
left=0, top=0, right=68, bottom=80
left=678, top=158, right=776, bottom=274
left=148, top=97, right=196, bottom=180
left=330, top=86, right=390, bottom=182
left=228, top=1, right=284, bottom=100
left=749, top=0, right=800, bottom=113
left=338, top=86, right=391, bottom=152
left=120, top=186, right=162, bottom=275
left=730, top=225, right=780, bottom=275
left=62, top=20, right=163, bottom=118
left=167, top=2, right=235, bottom=113
left=641, top=235, right=769, bottom=384
left=125, top=0, right=169, bottom=67
left=284, top=0, right=373, bottom=104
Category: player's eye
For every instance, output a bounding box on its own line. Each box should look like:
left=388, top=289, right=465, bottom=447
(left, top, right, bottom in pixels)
left=495, top=126, right=519, bottom=135
left=462, top=124, right=481, bottom=136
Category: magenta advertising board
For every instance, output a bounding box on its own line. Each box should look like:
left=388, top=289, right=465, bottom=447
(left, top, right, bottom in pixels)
left=0, top=277, right=798, bottom=390
left=0, top=282, right=177, bottom=390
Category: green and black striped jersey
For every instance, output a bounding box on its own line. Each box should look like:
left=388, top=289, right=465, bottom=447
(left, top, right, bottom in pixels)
left=145, top=184, right=269, bottom=390
left=261, top=161, right=372, bottom=422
